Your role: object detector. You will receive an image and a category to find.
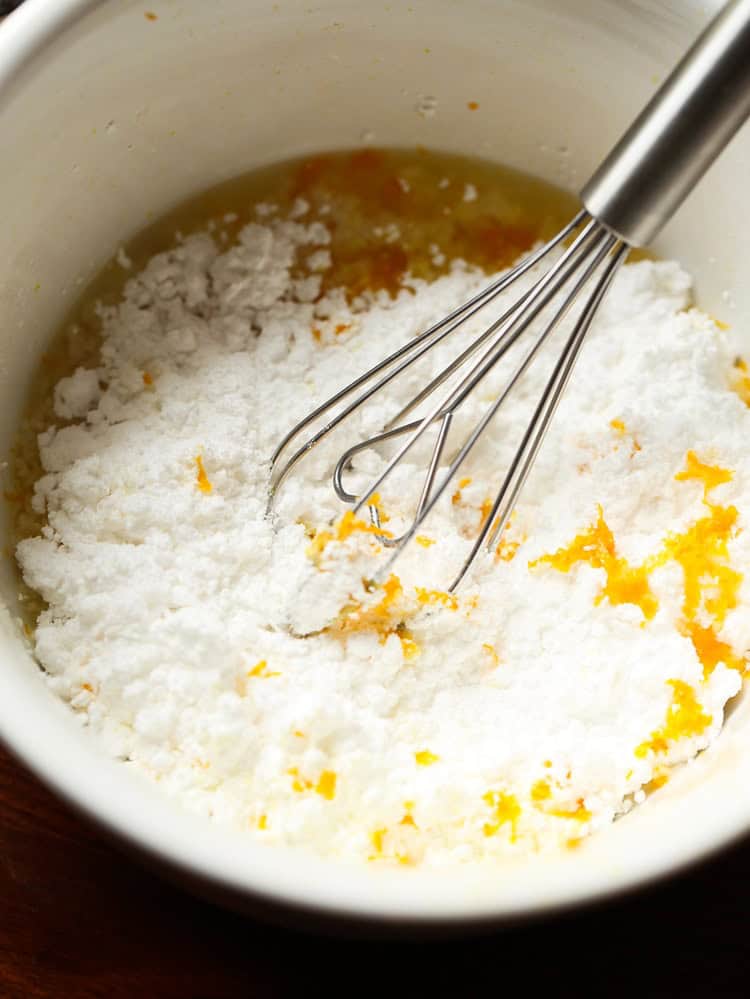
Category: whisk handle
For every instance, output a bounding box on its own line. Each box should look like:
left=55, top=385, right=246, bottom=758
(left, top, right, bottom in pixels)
left=581, top=0, right=750, bottom=246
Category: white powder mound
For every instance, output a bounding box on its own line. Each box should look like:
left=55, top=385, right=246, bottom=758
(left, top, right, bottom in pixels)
left=18, top=213, right=750, bottom=866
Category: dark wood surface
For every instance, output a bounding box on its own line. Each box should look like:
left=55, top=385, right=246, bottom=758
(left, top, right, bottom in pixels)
left=1, top=741, right=749, bottom=998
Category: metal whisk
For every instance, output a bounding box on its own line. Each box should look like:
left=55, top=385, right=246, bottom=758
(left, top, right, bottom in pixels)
left=270, top=0, right=750, bottom=592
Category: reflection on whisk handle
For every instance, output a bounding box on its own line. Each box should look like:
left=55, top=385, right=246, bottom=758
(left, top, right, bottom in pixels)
left=582, top=0, right=750, bottom=246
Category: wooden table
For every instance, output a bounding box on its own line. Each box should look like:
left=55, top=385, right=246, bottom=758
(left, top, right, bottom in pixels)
left=1, top=742, right=748, bottom=998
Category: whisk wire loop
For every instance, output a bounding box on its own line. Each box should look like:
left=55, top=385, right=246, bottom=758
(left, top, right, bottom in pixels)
left=369, top=226, right=624, bottom=588
left=451, top=240, right=627, bottom=590
left=270, top=213, right=629, bottom=585
left=271, top=0, right=750, bottom=588
left=270, top=210, right=628, bottom=585
left=268, top=210, right=587, bottom=501
left=343, top=217, right=605, bottom=525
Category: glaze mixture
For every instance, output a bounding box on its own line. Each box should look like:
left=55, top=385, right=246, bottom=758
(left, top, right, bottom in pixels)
left=13, top=149, right=750, bottom=865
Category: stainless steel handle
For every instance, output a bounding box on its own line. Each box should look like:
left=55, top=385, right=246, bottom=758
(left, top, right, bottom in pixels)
left=581, top=0, right=750, bottom=246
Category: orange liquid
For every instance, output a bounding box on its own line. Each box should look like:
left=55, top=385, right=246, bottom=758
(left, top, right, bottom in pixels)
left=10, top=147, right=579, bottom=618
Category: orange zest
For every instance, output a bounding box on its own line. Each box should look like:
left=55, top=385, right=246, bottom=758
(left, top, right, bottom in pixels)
left=451, top=476, right=472, bottom=505
left=674, top=449, right=732, bottom=497
left=482, top=790, right=521, bottom=840
left=248, top=659, right=280, bottom=679
left=482, top=642, right=500, bottom=667
left=609, top=417, right=641, bottom=454
left=635, top=679, right=712, bottom=757
left=651, top=495, right=742, bottom=677
left=415, top=587, right=458, bottom=611
left=531, top=451, right=744, bottom=680
left=397, top=624, right=420, bottom=660
left=371, top=828, right=387, bottom=854
left=195, top=455, right=212, bottom=494
left=684, top=621, right=745, bottom=678
left=731, top=356, right=750, bottom=406
left=315, top=770, right=337, bottom=800
left=548, top=800, right=592, bottom=823
left=327, top=574, right=404, bottom=638
left=306, top=507, right=393, bottom=561
left=289, top=767, right=337, bottom=799
left=530, top=779, right=551, bottom=802
left=530, top=505, right=658, bottom=621
left=478, top=497, right=494, bottom=531
left=496, top=537, right=520, bottom=562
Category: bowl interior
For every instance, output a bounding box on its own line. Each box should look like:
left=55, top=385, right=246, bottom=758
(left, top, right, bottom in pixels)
left=0, top=0, right=747, bottom=924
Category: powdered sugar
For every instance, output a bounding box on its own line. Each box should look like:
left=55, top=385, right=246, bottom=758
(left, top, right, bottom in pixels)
left=17, top=211, right=750, bottom=866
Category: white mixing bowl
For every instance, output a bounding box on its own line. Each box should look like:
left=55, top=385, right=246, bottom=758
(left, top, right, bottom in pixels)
left=1, top=0, right=749, bottom=929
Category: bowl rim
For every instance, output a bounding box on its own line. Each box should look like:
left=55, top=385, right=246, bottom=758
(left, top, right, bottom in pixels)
left=0, top=0, right=745, bottom=929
